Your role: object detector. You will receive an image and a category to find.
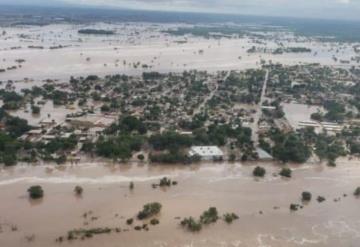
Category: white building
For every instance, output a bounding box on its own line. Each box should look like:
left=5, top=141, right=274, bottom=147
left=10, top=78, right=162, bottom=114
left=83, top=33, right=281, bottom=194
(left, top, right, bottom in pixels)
left=189, top=146, right=224, bottom=161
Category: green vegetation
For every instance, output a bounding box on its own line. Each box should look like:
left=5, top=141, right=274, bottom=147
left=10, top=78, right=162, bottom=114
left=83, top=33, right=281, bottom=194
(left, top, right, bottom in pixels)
left=323, top=100, right=346, bottom=122
left=271, top=130, right=310, bottom=163
left=95, top=134, right=143, bottom=162
left=149, top=131, right=192, bottom=151
left=31, top=105, right=40, bottom=114
left=0, top=90, right=24, bottom=110
left=302, top=191, right=312, bottom=202
left=159, top=177, right=171, bottom=187
left=137, top=202, right=162, bottom=220
left=223, top=213, right=239, bottom=224
left=253, top=166, right=266, bottom=177
left=78, top=29, right=115, bottom=35
left=180, top=217, right=202, bottom=232
left=273, top=47, right=312, bottom=54
left=290, top=203, right=301, bottom=211
left=137, top=154, right=145, bottom=161
left=200, top=207, right=219, bottom=225
left=314, top=134, right=346, bottom=165
left=164, top=26, right=246, bottom=38
left=27, top=185, right=44, bottom=199
left=149, top=150, right=190, bottom=164
left=66, top=227, right=112, bottom=240
left=150, top=219, right=160, bottom=225
left=279, top=168, right=292, bottom=178
left=181, top=207, right=238, bottom=232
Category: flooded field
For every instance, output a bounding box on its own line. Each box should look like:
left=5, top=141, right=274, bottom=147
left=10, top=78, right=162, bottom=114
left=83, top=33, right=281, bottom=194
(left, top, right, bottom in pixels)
left=0, top=23, right=357, bottom=82
left=0, top=159, right=360, bottom=247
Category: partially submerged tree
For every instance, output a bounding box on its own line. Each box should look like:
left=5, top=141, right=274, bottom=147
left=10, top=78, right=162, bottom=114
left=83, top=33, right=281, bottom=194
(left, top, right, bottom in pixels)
left=28, top=185, right=44, bottom=199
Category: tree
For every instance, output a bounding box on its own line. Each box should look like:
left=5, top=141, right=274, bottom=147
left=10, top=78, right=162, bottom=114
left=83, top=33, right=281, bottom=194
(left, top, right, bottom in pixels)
left=31, top=105, right=40, bottom=114
left=323, top=100, right=345, bottom=122
left=180, top=217, right=202, bottom=232
left=137, top=202, right=162, bottom=220
left=3, top=153, right=17, bottom=166
left=200, top=207, right=219, bottom=225
left=100, top=104, right=110, bottom=112
left=253, top=166, right=266, bottom=177
left=311, top=112, right=323, bottom=122
left=5, top=116, right=31, bottom=138
left=272, top=132, right=310, bottom=163
left=28, top=185, right=44, bottom=199
left=279, top=168, right=292, bottom=178
left=302, top=191, right=312, bottom=202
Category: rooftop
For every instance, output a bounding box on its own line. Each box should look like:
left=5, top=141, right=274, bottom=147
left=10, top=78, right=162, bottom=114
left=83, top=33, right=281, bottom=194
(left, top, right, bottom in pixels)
left=189, top=146, right=224, bottom=157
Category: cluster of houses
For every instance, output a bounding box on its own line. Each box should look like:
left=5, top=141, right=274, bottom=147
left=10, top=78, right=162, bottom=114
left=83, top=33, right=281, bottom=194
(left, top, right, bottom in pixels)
left=20, top=112, right=118, bottom=158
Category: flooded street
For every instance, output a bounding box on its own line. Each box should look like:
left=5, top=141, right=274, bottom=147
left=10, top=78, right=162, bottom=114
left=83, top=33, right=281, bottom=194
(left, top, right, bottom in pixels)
left=0, top=160, right=359, bottom=247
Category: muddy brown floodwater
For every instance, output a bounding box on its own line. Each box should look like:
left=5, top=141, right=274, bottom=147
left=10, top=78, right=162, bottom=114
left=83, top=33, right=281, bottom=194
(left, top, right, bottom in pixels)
left=0, top=159, right=359, bottom=247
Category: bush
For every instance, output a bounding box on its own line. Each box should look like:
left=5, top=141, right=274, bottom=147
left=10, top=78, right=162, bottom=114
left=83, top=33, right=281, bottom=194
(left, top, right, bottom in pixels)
left=129, top=182, right=134, bottom=190
left=223, top=213, right=239, bottom=224
left=137, top=154, right=145, bottom=161
left=159, top=177, right=171, bottom=187
left=28, top=185, right=44, bottom=199
left=126, top=218, right=133, bottom=225
left=74, top=186, right=83, bottom=196
left=200, top=207, right=219, bottom=225
left=3, top=153, right=17, bottom=166
left=150, top=219, right=159, bottom=225
left=31, top=105, right=40, bottom=114
left=137, top=202, right=162, bottom=220
left=180, top=217, right=202, bottom=232
left=279, top=168, right=292, bottom=178
left=317, top=196, right=326, bottom=203
left=290, top=203, right=300, bottom=211
left=253, top=166, right=266, bottom=177
left=67, top=227, right=112, bottom=239
left=302, top=191, right=312, bottom=202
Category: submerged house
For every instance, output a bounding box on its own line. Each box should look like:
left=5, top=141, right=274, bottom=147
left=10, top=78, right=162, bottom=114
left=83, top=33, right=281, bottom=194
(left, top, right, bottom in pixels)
left=189, top=146, right=224, bottom=161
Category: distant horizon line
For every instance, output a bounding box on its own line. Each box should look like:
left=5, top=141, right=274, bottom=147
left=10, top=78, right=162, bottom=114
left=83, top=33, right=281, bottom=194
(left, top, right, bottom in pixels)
left=1, top=3, right=360, bottom=23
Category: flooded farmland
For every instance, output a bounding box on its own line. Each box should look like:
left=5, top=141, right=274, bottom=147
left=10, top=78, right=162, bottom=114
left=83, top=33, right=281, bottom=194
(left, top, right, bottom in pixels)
left=0, top=159, right=360, bottom=247
left=0, top=23, right=357, bottom=82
